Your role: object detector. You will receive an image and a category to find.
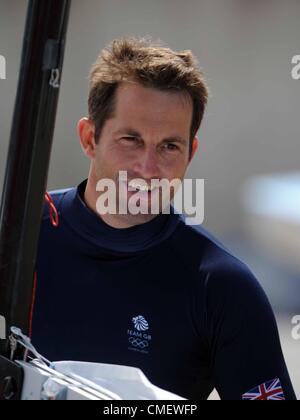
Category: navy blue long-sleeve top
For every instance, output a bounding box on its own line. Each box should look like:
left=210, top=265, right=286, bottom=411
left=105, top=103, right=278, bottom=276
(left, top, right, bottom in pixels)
left=32, top=179, right=296, bottom=400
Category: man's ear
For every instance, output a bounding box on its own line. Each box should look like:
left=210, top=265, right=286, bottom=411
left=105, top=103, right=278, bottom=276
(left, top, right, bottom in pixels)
left=189, top=137, right=199, bottom=162
left=77, top=117, right=97, bottom=159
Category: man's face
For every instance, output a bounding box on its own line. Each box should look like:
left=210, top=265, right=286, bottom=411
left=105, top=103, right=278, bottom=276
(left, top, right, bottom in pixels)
left=82, top=81, right=197, bottom=226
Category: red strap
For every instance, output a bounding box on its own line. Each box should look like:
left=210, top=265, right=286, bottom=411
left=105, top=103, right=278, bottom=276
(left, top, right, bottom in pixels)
left=28, top=194, right=59, bottom=338
left=28, top=271, right=37, bottom=339
left=44, top=191, right=59, bottom=228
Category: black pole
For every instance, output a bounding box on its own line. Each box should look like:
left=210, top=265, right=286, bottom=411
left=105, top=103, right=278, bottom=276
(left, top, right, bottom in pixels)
left=0, top=0, right=71, bottom=358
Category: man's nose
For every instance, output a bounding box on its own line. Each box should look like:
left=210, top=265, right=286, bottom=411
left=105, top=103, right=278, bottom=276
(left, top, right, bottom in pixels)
left=133, top=148, right=160, bottom=180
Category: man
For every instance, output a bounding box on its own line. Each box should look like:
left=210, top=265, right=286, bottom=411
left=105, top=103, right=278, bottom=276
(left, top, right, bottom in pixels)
left=32, top=37, right=296, bottom=400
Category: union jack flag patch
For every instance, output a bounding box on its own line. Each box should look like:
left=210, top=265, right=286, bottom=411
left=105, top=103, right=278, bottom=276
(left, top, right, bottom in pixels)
left=242, top=378, right=285, bottom=400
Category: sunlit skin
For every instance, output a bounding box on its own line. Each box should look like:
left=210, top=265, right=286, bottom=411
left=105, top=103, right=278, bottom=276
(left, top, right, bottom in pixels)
left=78, top=81, right=198, bottom=229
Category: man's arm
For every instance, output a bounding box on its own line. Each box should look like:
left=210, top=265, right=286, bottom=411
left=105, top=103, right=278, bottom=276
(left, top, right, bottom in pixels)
left=204, top=259, right=297, bottom=400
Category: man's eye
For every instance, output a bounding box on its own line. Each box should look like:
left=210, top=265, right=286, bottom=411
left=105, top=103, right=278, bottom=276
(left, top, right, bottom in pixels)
left=121, top=137, right=136, bottom=141
left=164, top=143, right=179, bottom=151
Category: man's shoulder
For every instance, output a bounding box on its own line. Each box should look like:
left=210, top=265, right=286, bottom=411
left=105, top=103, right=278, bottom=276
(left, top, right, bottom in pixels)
left=171, top=220, right=267, bottom=312
left=170, top=219, right=245, bottom=271
left=170, top=219, right=259, bottom=289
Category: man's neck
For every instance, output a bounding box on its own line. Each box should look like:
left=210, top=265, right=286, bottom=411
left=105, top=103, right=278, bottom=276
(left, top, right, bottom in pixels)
left=83, top=176, right=157, bottom=229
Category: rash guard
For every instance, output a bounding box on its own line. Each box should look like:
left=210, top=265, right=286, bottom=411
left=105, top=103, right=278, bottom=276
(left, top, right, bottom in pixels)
left=32, top=179, right=296, bottom=400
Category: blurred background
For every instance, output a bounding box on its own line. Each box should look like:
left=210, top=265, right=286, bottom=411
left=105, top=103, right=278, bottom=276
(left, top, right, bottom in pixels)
left=0, top=0, right=299, bottom=399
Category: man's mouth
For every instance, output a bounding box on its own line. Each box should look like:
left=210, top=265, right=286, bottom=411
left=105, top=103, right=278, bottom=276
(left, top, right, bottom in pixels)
left=127, top=180, right=157, bottom=193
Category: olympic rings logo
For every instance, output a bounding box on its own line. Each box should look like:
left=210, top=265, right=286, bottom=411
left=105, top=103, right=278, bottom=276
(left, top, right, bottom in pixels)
left=128, top=337, right=149, bottom=349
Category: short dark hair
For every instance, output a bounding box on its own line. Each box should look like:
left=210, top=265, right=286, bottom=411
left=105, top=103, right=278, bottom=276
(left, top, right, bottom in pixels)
left=88, top=37, right=209, bottom=154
